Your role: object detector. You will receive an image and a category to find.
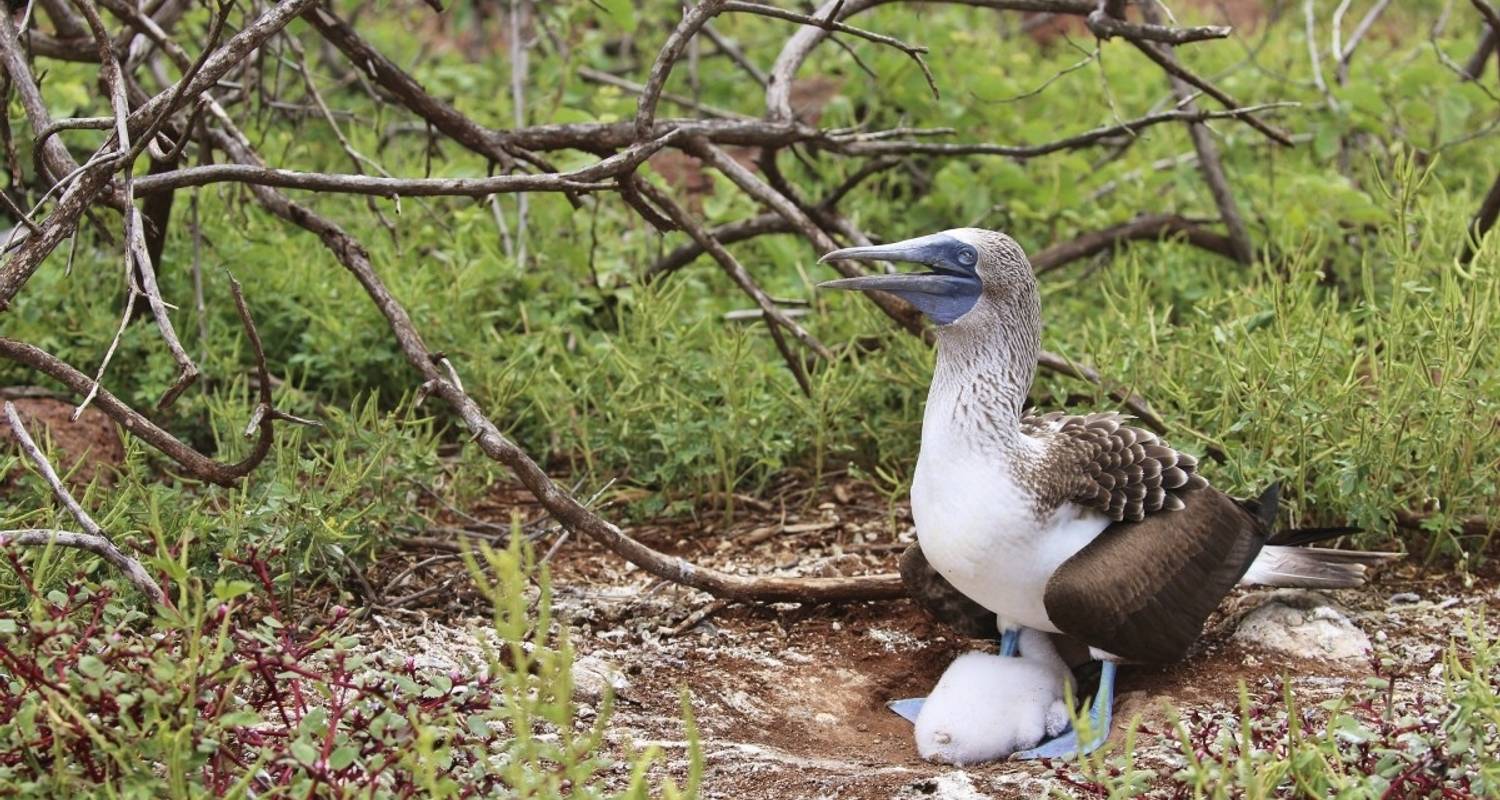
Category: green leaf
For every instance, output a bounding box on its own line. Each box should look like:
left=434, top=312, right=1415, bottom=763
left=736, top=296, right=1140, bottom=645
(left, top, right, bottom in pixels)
left=328, top=746, right=358, bottom=771
left=289, top=740, right=319, bottom=766
left=78, top=655, right=106, bottom=679
left=595, top=0, right=636, bottom=34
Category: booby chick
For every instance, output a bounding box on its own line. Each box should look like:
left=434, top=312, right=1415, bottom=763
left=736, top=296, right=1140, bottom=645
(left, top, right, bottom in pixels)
left=914, top=629, right=1073, bottom=765
left=820, top=229, right=1395, bottom=760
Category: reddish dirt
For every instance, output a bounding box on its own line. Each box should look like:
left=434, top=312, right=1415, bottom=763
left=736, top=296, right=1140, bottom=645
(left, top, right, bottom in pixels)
left=363, top=480, right=1500, bottom=798
left=1, top=390, right=125, bottom=490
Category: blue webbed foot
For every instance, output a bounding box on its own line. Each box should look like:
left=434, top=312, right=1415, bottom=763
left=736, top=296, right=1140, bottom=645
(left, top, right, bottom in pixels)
left=887, top=697, right=925, bottom=722
left=1013, top=660, right=1116, bottom=760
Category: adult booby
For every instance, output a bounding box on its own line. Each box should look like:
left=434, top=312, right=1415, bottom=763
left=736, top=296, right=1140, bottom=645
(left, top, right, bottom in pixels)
left=819, top=228, right=1393, bottom=759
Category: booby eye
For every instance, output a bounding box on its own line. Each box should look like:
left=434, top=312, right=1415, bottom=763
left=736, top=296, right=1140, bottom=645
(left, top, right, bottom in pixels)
left=957, top=248, right=977, bottom=267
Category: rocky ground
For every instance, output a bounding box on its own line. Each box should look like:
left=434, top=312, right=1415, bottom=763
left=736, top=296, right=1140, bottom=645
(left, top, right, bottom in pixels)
left=359, top=482, right=1500, bottom=799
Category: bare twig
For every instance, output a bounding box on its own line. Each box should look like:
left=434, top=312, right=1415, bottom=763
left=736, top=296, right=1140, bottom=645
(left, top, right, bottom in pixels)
left=703, top=22, right=769, bottom=86
left=1335, top=0, right=1393, bottom=84
left=1035, top=352, right=1167, bottom=434
left=0, top=319, right=284, bottom=486
left=633, top=180, right=829, bottom=393
left=1086, top=6, right=1231, bottom=44
left=578, top=66, right=749, bottom=120
left=1463, top=29, right=1497, bottom=80
left=1136, top=0, right=1255, bottom=264
left=636, top=0, right=731, bottom=138
left=3, top=402, right=166, bottom=604
left=726, top=1, right=939, bottom=100
left=835, top=103, right=1295, bottom=157
left=1031, top=213, right=1239, bottom=273
left=201, top=117, right=905, bottom=602
left=132, top=134, right=680, bottom=196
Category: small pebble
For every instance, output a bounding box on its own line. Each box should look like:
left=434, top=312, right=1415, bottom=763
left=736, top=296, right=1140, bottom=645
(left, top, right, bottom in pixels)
left=1389, top=592, right=1420, bottom=604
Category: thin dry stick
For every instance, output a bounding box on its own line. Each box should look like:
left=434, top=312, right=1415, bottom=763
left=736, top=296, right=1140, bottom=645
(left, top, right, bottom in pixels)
left=578, top=66, right=749, bottom=120
left=1461, top=171, right=1500, bottom=264
left=683, top=137, right=926, bottom=335
left=1085, top=6, right=1230, bottom=44
left=635, top=0, right=730, bottom=138
left=0, top=0, right=320, bottom=309
left=510, top=0, right=530, bottom=268
left=703, top=21, right=769, bottom=85
left=1138, top=0, right=1254, bottom=265
left=1335, top=0, right=1393, bottom=84
left=835, top=103, right=1295, bottom=157
left=202, top=120, right=904, bottom=602
left=3, top=401, right=166, bottom=604
left=634, top=180, right=829, bottom=392
left=131, top=133, right=679, bottom=196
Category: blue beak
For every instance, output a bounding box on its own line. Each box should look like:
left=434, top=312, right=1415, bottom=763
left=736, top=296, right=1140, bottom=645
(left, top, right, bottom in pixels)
left=818, top=233, right=982, bottom=325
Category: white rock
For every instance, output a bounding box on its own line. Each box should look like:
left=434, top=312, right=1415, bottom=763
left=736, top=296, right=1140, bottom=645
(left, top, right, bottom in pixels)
left=571, top=655, right=629, bottom=701
left=895, top=772, right=993, bottom=800
left=1232, top=590, right=1371, bottom=661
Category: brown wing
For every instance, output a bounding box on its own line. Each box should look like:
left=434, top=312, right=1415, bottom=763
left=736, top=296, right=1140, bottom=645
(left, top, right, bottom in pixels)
left=1042, top=487, right=1269, bottom=663
left=1023, top=411, right=1208, bottom=522
left=898, top=543, right=997, bottom=639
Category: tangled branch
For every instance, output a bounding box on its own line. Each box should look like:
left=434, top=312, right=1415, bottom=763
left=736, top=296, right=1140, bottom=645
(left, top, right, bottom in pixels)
left=0, top=0, right=1319, bottom=604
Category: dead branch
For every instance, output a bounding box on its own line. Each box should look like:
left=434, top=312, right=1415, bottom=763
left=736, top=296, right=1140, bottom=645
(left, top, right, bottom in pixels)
left=835, top=103, right=1294, bottom=158
left=632, top=179, right=829, bottom=393
left=1134, top=0, right=1255, bottom=264
left=1464, top=29, right=1497, bottom=80
left=3, top=402, right=166, bottom=604
left=0, top=0, right=1314, bottom=607
left=202, top=123, right=904, bottom=603
left=1125, top=33, right=1295, bottom=146
left=1335, top=0, right=1393, bottom=83
left=0, top=271, right=299, bottom=486
left=578, top=66, right=750, bottom=120
left=129, top=135, right=676, bottom=196
left=1035, top=352, right=1167, bottom=434
left=646, top=213, right=795, bottom=279
left=1474, top=0, right=1500, bottom=33
left=636, top=0, right=731, bottom=138
left=1031, top=214, right=1239, bottom=273
left=0, top=0, right=317, bottom=309
left=1085, top=6, right=1230, bottom=45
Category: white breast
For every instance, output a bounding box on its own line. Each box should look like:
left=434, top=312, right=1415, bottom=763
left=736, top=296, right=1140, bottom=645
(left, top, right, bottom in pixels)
left=911, top=416, right=1110, bottom=633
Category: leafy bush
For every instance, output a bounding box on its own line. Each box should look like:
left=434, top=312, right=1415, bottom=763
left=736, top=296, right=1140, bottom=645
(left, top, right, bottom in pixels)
left=0, top=537, right=699, bottom=798
left=1072, top=621, right=1500, bottom=798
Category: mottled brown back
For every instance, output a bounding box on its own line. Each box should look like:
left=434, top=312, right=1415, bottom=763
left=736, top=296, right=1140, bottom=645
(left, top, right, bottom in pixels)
left=1042, top=487, right=1269, bottom=663
left=1023, top=411, right=1209, bottom=521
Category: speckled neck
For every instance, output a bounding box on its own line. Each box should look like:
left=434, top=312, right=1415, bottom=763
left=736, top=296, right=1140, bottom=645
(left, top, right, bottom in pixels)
left=925, top=287, right=1042, bottom=454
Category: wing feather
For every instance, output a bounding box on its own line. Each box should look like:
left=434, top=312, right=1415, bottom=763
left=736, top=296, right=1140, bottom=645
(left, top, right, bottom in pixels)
left=1023, top=411, right=1208, bottom=522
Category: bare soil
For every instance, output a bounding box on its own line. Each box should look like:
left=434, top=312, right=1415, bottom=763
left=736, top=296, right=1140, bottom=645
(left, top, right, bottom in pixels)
left=363, top=481, right=1500, bottom=799
left=1, top=389, right=124, bottom=490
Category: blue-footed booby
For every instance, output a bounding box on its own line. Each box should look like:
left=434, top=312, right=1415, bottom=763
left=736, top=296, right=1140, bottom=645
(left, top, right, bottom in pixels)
left=819, top=228, right=1394, bottom=760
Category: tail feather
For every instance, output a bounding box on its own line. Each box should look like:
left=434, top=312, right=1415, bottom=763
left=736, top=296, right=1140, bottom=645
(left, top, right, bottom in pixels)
left=1240, top=545, right=1401, bottom=589
left=1268, top=525, right=1362, bottom=547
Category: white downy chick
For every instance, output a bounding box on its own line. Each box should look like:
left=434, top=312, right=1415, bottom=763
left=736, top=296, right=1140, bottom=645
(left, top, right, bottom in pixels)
left=914, top=629, right=1074, bottom=765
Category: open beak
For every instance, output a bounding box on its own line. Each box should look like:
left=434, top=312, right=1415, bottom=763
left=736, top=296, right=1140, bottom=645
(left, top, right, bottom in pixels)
left=817, top=233, right=972, bottom=295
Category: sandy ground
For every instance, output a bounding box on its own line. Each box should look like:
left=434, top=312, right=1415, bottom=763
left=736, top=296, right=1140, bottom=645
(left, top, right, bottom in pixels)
left=362, top=483, right=1499, bottom=799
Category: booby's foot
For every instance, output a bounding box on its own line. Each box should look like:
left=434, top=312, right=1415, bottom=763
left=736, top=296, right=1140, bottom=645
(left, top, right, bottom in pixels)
left=887, top=697, right=925, bottom=722
left=1013, top=660, right=1116, bottom=760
